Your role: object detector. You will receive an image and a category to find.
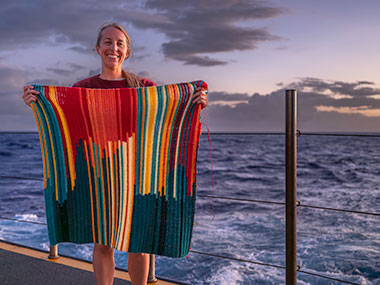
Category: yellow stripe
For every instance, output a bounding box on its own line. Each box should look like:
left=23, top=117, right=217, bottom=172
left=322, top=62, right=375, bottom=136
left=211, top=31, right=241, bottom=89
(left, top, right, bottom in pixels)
left=143, top=87, right=151, bottom=195
left=121, top=141, right=129, bottom=251
left=143, top=87, right=158, bottom=195
left=31, top=103, right=48, bottom=189
left=159, top=85, right=174, bottom=196
left=139, top=89, right=146, bottom=195
left=113, top=141, right=120, bottom=248
left=115, top=140, right=123, bottom=248
left=116, top=141, right=127, bottom=250
left=48, top=87, right=76, bottom=190
left=125, top=135, right=135, bottom=250
left=119, top=141, right=127, bottom=251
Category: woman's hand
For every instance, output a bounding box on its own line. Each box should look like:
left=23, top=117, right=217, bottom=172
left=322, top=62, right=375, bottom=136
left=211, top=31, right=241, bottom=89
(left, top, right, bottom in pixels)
left=192, top=87, right=208, bottom=109
left=22, top=86, right=39, bottom=107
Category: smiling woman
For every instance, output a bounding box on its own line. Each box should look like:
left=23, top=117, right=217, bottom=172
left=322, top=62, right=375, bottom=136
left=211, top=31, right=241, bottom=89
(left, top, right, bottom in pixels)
left=94, top=23, right=143, bottom=86
left=21, top=22, right=208, bottom=285
left=72, top=23, right=153, bottom=89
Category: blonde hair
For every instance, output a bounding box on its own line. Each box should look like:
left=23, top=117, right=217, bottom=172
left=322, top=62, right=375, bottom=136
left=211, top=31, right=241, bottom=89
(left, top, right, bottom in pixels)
left=96, top=23, right=142, bottom=87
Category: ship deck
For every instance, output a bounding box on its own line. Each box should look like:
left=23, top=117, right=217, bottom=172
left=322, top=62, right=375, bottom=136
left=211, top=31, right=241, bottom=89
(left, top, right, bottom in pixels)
left=0, top=240, right=184, bottom=284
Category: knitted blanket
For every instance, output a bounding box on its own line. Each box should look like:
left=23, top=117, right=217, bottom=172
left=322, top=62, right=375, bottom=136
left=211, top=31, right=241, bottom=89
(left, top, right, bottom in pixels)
left=31, top=81, right=207, bottom=258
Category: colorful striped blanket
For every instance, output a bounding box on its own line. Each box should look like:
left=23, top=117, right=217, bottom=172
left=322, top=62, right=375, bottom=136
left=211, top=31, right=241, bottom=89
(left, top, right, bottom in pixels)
left=31, top=81, right=207, bottom=258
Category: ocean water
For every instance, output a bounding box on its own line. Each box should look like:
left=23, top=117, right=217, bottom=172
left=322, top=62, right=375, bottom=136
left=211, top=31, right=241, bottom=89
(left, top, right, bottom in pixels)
left=0, top=133, right=379, bottom=284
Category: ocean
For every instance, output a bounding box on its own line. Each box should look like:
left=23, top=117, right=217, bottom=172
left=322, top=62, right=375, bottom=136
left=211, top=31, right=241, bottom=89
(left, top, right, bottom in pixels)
left=0, top=133, right=379, bottom=284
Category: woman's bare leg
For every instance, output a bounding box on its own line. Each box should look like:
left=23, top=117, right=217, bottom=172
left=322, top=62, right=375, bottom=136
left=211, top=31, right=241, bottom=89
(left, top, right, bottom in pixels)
left=93, top=243, right=115, bottom=285
left=128, top=253, right=149, bottom=285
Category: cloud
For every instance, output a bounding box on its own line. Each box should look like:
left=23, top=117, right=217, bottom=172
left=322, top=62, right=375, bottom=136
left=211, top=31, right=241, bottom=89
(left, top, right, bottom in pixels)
left=208, top=91, right=250, bottom=107
left=67, top=46, right=94, bottom=54
left=0, top=64, right=27, bottom=95
left=137, top=71, right=150, bottom=77
left=0, top=0, right=128, bottom=50
left=46, top=63, right=86, bottom=76
left=0, top=63, right=82, bottom=131
left=0, top=64, right=36, bottom=131
left=206, top=78, right=380, bottom=132
left=87, top=68, right=102, bottom=77
left=209, top=91, right=250, bottom=102
left=288, top=77, right=380, bottom=99
left=0, top=0, right=284, bottom=66
left=173, top=55, right=228, bottom=66
left=315, top=105, right=380, bottom=117
left=137, top=0, right=284, bottom=66
left=27, top=78, right=60, bottom=86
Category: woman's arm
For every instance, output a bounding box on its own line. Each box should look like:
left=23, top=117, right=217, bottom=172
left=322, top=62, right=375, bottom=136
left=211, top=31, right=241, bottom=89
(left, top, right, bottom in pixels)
left=192, top=87, right=208, bottom=108
left=22, top=85, right=39, bottom=106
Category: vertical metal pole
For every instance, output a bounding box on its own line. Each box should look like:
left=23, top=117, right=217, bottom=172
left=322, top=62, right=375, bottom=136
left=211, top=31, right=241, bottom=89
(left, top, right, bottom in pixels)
left=48, top=244, right=59, bottom=259
left=147, top=254, right=157, bottom=283
left=285, top=89, right=297, bottom=285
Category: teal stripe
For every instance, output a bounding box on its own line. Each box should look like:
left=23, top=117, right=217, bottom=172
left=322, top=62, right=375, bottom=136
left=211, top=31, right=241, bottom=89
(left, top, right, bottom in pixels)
left=37, top=87, right=68, bottom=203
left=135, top=88, right=143, bottom=195
left=33, top=86, right=58, bottom=243
left=92, top=142, right=103, bottom=244
left=140, top=87, right=149, bottom=195
left=165, top=84, right=181, bottom=200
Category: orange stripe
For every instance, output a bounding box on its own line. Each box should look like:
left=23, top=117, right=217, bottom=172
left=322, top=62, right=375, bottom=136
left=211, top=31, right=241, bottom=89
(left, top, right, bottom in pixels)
left=107, top=142, right=115, bottom=247
left=125, top=134, right=135, bottom=250
left=113, top=141, right=117, bottom=248
left=133, top=133, right=136, bottom=193
left=139, top=88, right=146, bottom=195
left=31, top=103, right=48, bottom=189
left=120, top=141, right=128, bottom=251
left=159, top=85, right=174, bottom=196
left=114, top=141, right=120, bottom=247
left=105, top=143, right=112, bottom=245
left=144, top=87, right=158, bottom=195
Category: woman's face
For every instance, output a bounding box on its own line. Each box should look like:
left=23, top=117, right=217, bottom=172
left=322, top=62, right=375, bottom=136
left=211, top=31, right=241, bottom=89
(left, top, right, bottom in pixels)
left=96, top=27, right=129, bottom=71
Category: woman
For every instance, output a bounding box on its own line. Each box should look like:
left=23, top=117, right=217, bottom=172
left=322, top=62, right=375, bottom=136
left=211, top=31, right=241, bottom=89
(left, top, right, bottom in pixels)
left=23, top=23, right=208, bottom=285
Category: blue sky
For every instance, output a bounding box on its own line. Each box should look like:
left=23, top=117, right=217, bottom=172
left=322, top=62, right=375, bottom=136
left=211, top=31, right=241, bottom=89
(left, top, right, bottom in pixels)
left=1, top=0, right=380, bottom=132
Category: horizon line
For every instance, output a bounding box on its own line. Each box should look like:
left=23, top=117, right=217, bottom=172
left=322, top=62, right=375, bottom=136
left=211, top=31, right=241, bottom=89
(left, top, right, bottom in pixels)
left=2, top=131, right=380, bottom=137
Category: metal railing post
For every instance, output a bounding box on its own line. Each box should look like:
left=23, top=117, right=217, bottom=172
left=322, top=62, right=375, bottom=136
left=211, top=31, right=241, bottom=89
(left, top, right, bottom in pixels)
left=48, top=244, right=59, bottom=259
left=285, top=89, right=297, bottom=284
left=148, top=254, right=157, bottom=283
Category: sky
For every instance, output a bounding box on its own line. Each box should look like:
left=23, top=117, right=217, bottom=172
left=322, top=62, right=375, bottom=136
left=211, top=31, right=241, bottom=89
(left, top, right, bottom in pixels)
left=1, top=0, right=380, bottom=132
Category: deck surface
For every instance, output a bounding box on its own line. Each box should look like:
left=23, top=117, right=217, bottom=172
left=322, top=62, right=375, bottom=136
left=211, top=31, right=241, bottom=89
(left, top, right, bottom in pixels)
left=0, top=241, right=180, bottom=284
